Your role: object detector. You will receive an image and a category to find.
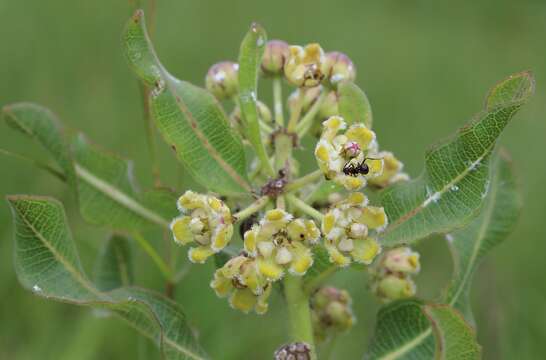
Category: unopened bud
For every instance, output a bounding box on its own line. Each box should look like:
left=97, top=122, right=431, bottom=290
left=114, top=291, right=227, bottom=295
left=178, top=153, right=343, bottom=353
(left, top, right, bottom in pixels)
left=205, top=61, right=239, bottom=100
left=321, top=51, right=356, bottom=88
left=311, top=287, right=355, bottom=342
left=274, top=342, right=312, bottom=360
left=383, top=247, right=420, bottom=274
left=375, top=275, right=416, bottom=302
left=262, top=40, right=290, bottom=76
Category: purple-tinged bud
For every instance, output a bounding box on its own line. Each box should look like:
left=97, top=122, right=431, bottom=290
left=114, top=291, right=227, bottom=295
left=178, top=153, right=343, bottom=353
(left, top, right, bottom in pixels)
left=205, top=61, right=239, bottom=100
left=261, top=40, right=290, bottom=76
left=321, top=51, right=356, bottom=88
left=274, top=342, right=312, bottom=360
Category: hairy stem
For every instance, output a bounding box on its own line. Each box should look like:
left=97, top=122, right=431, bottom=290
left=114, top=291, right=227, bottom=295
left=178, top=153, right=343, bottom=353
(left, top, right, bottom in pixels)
left=284, top=274, right=317, bottom=359
left=287, top=89, right=304, bottom=132
left=273, top=77, right=285, bottom=127
left=286, top=194, right=324, bottom=221
left=233, top=196, right=270, bottom=221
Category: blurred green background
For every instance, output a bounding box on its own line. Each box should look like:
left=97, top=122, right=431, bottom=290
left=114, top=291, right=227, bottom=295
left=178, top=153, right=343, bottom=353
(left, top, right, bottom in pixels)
left=1, top=0, right=545, bottom=359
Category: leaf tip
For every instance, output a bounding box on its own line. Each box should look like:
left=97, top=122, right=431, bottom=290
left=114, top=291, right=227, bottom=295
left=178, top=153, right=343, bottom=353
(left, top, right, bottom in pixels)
left=131, top=8, right=145, bottom=23
left=486, top=70, right=536, bottom=110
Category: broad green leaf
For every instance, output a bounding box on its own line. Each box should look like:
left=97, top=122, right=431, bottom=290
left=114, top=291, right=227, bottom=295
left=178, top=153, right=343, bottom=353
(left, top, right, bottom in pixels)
left=237, top=22, right=274, bottom=176
left=2, top=103, right=76, bottom=188
left=424, top=305, right=482, bottom=360
left=444, top=152, right=520, bottom=322
left=123, top=10, right=250, bottom=195
left=379, top=71, right=534, bottom=246
left=73, top=134, right=175, bottom=230
left=94, top=235, right=134, bottom=291
left=7, top=195, right=207, bottom=360
left=338, top=81, right=373, bottom=128
left=365, top=300, right=480, bottom=360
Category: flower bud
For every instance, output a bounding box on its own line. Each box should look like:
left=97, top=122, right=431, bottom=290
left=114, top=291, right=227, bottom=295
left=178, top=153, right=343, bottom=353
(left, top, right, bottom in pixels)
left=321, top=51, right=356, bottom=88
left=284, top=43, right=325, bottom=88
left=367, top=151, right=410, bottom=188
left=375, top=275, right=416, bottom=302
left=205, top=61, right=239, bottom=100
left=383, top=247, right=420, bottom=274
left=311, top=287, right=355, bottom=342
left=274, top=342, right=312, bottom=360
left=261, top=40, right=290, bottom=76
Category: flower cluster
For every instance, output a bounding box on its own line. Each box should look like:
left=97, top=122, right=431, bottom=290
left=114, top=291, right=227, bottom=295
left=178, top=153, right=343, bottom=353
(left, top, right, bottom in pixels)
left=321, top=192, right=386, bottom=266
left=210, top=254, right=272, bottom=314
left=311, top=286, right=355, bottom=342
left=244, top=209, right=320, bottom=280
left=315, top=116, right=383, bottom=190
left=170, top=191, right=233, bottom=264
left=369, top=247, right=421, bottom=302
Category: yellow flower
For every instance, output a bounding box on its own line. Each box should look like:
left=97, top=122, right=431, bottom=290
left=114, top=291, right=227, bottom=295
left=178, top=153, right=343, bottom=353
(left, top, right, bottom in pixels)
left=170, top=191, right=233, bottom=264
left=321, top=192, right=386, bottom=266
left=243, top=209, right=320, bottom=280
left=210, top=254, right=272, bottom=314
left=284, top=43, right=325, bottom=87
left=367, top=151, right=410, bottom=188
left=315, top=116, right=384, bottom=191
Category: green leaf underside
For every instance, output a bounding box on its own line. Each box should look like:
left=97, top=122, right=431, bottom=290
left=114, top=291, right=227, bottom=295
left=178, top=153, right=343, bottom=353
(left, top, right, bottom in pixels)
left=338, top=81, right=373, bottom=128
left=73, top=134, right=176, bottom=230
left=123, top=10, right=250, bottom=195
left=2, top=103, right=76, bottom=188
left=94, top=235, right=134, bottom=291
left=444, top=153, right=520, bottom=322
left=237, top=22, right=272, bottom=174
left=366, top=154, right=516, bottom=359
left=379, top=71, right=534, bottom=246
left=365, top=300, right=480, bottom=360
left=7, top=195, right=207, bottom=360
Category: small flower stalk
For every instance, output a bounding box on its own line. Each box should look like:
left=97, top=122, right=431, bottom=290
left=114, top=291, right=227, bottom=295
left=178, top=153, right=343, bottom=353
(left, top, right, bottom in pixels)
left=369, top=247, right=421, bottom=302
left=170, top=191, right=233, bottom=263
left=311, top=286, right=355, bottom=342
left=321, top=192, right=386, bottom=266
left=315, top=116, right=384, bottom=190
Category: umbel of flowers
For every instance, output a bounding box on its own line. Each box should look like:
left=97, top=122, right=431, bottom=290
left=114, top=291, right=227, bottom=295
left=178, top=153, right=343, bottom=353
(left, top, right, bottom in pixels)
left=167, top=38, right=411, bottom=316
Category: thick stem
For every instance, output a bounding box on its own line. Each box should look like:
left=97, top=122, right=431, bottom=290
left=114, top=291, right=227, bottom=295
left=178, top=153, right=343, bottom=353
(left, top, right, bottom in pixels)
left=286, top=194, right=324, bottom=222
left=284, top=275, right=317, bottom=359
left=233, top=196, right=270, bottom=222
left=274, top=132, right=294, bottom=172
left=273, top=77, right=285, bottom=127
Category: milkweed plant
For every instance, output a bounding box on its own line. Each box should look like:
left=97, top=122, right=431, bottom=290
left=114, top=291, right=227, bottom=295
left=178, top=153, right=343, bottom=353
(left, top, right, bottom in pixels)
left=1, top=8, right=534, bottom=360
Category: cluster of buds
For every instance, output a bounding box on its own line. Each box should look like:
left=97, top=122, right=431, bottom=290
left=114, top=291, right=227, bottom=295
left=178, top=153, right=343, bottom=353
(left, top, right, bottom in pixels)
left=210, top=254, right=272, bottom=314
left=369, top=247, right=421, bottom=302
left=311, top=286, right=355, bottom=342
left=321, top=192, right=386, bottom=267
left=244, top=209, right=320, bottom=281
left=274, top=342, right=312, bottom=360
left=315, top=116, right=384, bottom=190
left=170, top=191, right=233, bottom=263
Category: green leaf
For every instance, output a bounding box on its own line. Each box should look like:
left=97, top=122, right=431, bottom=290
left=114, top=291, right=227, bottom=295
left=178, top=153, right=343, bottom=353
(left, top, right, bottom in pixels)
left=237, top=22, right=274, bottom=176
left=424, top=305, right=482, bottom=360
left=2, top=103, right=76, bottom=188
left=73, top=134, right=174, bottom=230
left=123, top=10, right=250, bottom=195
left=365, top=300, right=480, bottom=360
left=94, top=235, right=134, bottom=291
left=379, top=71, right=534, bottom=246
left=444, top=152, right=520, bottom=322
left=338, top=81, right=373, bottom=128
left=7, top=195, right=207, bottom=360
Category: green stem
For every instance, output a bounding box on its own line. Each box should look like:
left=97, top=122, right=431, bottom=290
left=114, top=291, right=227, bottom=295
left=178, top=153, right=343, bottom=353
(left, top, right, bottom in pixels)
left=287, top=89, right=304, bottom=132
left=274, top=132, right=294, bottom=172
left=273, top=77, right=285, bottom=127
left=304, top=265, right=337, bottom=294
left=132, top=232, right=172, bottom=280
left=233, top=196, right=270, bottom=221
left=284, top=275, right=317, bottom=359
left=296, top=90, right=328, bottom=137
left=286, top=194, right=324, bottom=221
left=285, top=170, right=323, bottom=193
